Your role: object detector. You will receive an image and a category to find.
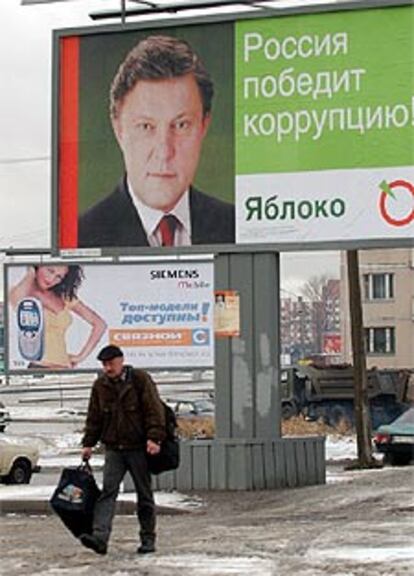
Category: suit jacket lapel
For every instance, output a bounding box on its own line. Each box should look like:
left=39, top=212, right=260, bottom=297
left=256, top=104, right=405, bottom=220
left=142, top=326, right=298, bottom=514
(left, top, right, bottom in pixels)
left=189, top=187, right=207, bottom=244
left=116, top=179, right=150, bottom=246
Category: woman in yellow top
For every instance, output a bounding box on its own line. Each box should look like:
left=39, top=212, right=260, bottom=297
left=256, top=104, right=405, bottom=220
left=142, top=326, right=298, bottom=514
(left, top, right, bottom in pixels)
left=9, top=265, right=107, bottom=369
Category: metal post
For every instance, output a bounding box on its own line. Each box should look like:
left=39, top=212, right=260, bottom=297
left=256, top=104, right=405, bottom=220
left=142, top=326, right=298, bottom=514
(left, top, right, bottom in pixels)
left=121, top=0, right=126, bottom=25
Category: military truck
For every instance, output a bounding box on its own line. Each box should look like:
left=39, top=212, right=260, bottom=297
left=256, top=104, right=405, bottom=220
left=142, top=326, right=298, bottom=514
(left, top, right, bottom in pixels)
left=281, top=363, right=413, bottom=429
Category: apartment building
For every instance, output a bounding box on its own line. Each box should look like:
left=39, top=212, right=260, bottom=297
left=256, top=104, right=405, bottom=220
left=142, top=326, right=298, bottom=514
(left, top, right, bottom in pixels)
left=341, top=248, right=414, bottom=369
left=281, top=279, right=341, bottom=362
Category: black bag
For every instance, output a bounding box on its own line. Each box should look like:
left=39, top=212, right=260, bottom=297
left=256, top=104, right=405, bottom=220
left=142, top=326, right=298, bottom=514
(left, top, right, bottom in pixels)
left=147, top=402, right=180, bottom=475
left=49, top=461, right=101, bottom=538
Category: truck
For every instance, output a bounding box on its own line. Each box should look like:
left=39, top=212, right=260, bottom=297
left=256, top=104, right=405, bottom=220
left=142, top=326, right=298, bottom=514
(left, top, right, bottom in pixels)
left=281, top=363, right=413, bottom=429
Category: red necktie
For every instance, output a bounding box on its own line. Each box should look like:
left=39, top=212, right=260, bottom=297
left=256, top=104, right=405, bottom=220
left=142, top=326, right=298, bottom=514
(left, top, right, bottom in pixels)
left=158, top=215, right=178, bottom=246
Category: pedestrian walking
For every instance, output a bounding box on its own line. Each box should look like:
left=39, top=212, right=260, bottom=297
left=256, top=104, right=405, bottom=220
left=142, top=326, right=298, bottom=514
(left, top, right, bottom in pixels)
left=80, top=345, right=165, bottom=555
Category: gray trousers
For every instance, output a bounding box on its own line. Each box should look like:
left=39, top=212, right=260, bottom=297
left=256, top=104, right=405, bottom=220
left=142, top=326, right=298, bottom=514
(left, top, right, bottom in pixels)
left=92, top=448, right=156, bottom=545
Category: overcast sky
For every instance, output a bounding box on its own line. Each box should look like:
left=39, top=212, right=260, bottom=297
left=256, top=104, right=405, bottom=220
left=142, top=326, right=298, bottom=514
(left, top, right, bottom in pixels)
left=0, top=0, right=340, bottom=298
left=0, top=0, right=108, bottom=250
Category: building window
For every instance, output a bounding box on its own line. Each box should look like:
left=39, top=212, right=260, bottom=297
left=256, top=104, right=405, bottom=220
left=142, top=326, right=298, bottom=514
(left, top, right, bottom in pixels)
left=365, top=327, right=395, bottom=354
left=363, top=273, right=394, bottom=300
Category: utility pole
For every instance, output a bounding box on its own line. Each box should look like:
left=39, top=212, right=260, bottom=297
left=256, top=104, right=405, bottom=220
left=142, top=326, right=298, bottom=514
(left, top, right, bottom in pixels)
left=347, top=250, right=375, bottom=467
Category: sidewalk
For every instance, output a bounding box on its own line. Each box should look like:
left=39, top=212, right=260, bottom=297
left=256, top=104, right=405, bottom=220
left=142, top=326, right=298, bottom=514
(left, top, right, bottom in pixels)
left=0, top=483, right=203, bottom=516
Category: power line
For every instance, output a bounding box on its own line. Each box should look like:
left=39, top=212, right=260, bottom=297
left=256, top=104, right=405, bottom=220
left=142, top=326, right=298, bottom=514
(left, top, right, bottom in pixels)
left=0, top=156, right=50, bottom=165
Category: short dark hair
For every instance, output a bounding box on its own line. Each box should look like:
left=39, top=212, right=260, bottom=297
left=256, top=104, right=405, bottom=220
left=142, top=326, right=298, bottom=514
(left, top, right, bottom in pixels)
left=110, top=35, right=214, bottom=119
left=97, top=345, right=124, bottom=361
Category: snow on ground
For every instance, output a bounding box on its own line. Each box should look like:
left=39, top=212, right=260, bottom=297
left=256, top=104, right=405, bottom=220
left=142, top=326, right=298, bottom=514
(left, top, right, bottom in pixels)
left=0, top=552, right=276, bottom=576
left=324, top=434, right=357, bottom=461
left=309, top=545, right=414, bottom=562
left=0, top=483, right=203, bottom=510
left=6, top=405, right=361, bottom=459
left=1, top=412, right=411, bottom=576
left=8, top=406, right=86, bottom=421
left=135, top=554, right=275, bottom=575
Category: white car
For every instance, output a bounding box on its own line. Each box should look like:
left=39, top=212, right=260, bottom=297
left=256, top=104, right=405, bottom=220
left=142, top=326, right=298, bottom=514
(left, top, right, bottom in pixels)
left=0, top=437, right=40, bottom=484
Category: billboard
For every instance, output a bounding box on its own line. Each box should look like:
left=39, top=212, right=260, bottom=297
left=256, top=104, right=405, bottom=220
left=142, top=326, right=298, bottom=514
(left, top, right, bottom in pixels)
left=55, top=2, right=413, bottom=254
left=323, top=332, right=342, bottom=354
left=6, top=260, right=214, bottom=372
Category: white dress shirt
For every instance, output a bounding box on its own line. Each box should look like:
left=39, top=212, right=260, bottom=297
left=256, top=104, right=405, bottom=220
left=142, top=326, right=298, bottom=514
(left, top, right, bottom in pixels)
left=127, top=181, right=192, bottom=247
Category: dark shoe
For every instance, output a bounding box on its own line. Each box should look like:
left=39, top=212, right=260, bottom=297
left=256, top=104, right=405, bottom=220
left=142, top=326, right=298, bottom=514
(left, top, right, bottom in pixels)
left=80, top=533, right=107, bottom=555
left=137, top=540, right=156, bottom=554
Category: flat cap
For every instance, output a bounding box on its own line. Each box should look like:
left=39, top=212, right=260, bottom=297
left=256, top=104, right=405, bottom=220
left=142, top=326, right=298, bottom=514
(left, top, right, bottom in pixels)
left=97, top=345, right=124, bottom=361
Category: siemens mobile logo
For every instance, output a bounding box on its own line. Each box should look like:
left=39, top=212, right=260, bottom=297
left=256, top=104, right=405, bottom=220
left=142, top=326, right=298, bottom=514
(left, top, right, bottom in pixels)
left=150, top=269, right=200, bottom=280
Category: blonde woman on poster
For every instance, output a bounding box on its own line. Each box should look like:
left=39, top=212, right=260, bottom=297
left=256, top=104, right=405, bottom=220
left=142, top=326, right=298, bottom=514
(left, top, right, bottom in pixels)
left=9, top=265, right=107, bottom=369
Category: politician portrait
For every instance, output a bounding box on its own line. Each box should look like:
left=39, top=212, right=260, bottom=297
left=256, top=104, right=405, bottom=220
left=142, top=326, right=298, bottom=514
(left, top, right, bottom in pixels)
left=73, top=26, right=235, bottom=249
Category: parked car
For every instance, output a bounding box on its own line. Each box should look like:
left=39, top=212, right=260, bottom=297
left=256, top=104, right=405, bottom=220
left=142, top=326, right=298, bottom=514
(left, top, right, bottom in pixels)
left=0, top=437, right=40, bottom=484
left=374, top=406, right=414, bottom=466
left=167, top=398, right=215, bottom=419
left=0, top=402, right=11, bottom=433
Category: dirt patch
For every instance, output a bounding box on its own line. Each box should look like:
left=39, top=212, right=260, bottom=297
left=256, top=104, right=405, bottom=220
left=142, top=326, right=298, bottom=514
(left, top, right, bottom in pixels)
left=282, top=414, right=353, bottom=436
left=177, top=417, right=215, bottom=439
left=178, top=414, right=352, bottom=440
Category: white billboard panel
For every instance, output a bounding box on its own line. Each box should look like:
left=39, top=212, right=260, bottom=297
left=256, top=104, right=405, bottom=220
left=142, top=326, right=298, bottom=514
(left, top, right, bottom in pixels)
left=237, top=166, right=414, bottom=244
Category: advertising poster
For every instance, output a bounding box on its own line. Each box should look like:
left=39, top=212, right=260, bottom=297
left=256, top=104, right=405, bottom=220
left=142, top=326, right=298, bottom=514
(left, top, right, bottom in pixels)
left=56, top=4, right=413, bottom=253
left=214, top=290, right=240, bottom=337
left=6, top=261, right=214, bottom=372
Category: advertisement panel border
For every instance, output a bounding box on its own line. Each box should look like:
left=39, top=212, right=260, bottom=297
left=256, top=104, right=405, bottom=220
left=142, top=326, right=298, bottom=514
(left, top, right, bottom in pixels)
left=51, top=0, right=414, bottom=256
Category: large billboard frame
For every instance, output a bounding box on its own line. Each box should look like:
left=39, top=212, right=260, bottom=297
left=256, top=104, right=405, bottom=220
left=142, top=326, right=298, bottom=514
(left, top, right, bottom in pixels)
left=4, top=257, right=215, bottom=375
left=52, top=0, right=414, bottom=257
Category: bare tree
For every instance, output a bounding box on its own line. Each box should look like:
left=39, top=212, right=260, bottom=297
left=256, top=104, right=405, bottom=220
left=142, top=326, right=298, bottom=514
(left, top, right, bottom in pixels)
left=300, top=274, right=338, bottom=353
left=300, top=274, right=331, bottom=301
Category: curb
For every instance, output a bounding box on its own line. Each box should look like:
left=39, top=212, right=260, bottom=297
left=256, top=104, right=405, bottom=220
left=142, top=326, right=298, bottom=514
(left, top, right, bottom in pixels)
left=0, top=499, right=194, bottom=516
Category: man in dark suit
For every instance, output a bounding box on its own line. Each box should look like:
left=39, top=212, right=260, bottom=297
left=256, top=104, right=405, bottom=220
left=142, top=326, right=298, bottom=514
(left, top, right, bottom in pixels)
left=78, top=35, right=234, bottom=248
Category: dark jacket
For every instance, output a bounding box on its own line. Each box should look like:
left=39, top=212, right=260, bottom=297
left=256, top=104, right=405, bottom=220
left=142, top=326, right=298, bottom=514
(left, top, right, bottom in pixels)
left=82, top=366, right=166, bottom=450
left=78, top=178, right=235, bottom=248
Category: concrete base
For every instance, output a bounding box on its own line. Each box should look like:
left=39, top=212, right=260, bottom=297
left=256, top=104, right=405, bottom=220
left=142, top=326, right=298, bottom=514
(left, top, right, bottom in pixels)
left=126, top=436, right=326, bottom=492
